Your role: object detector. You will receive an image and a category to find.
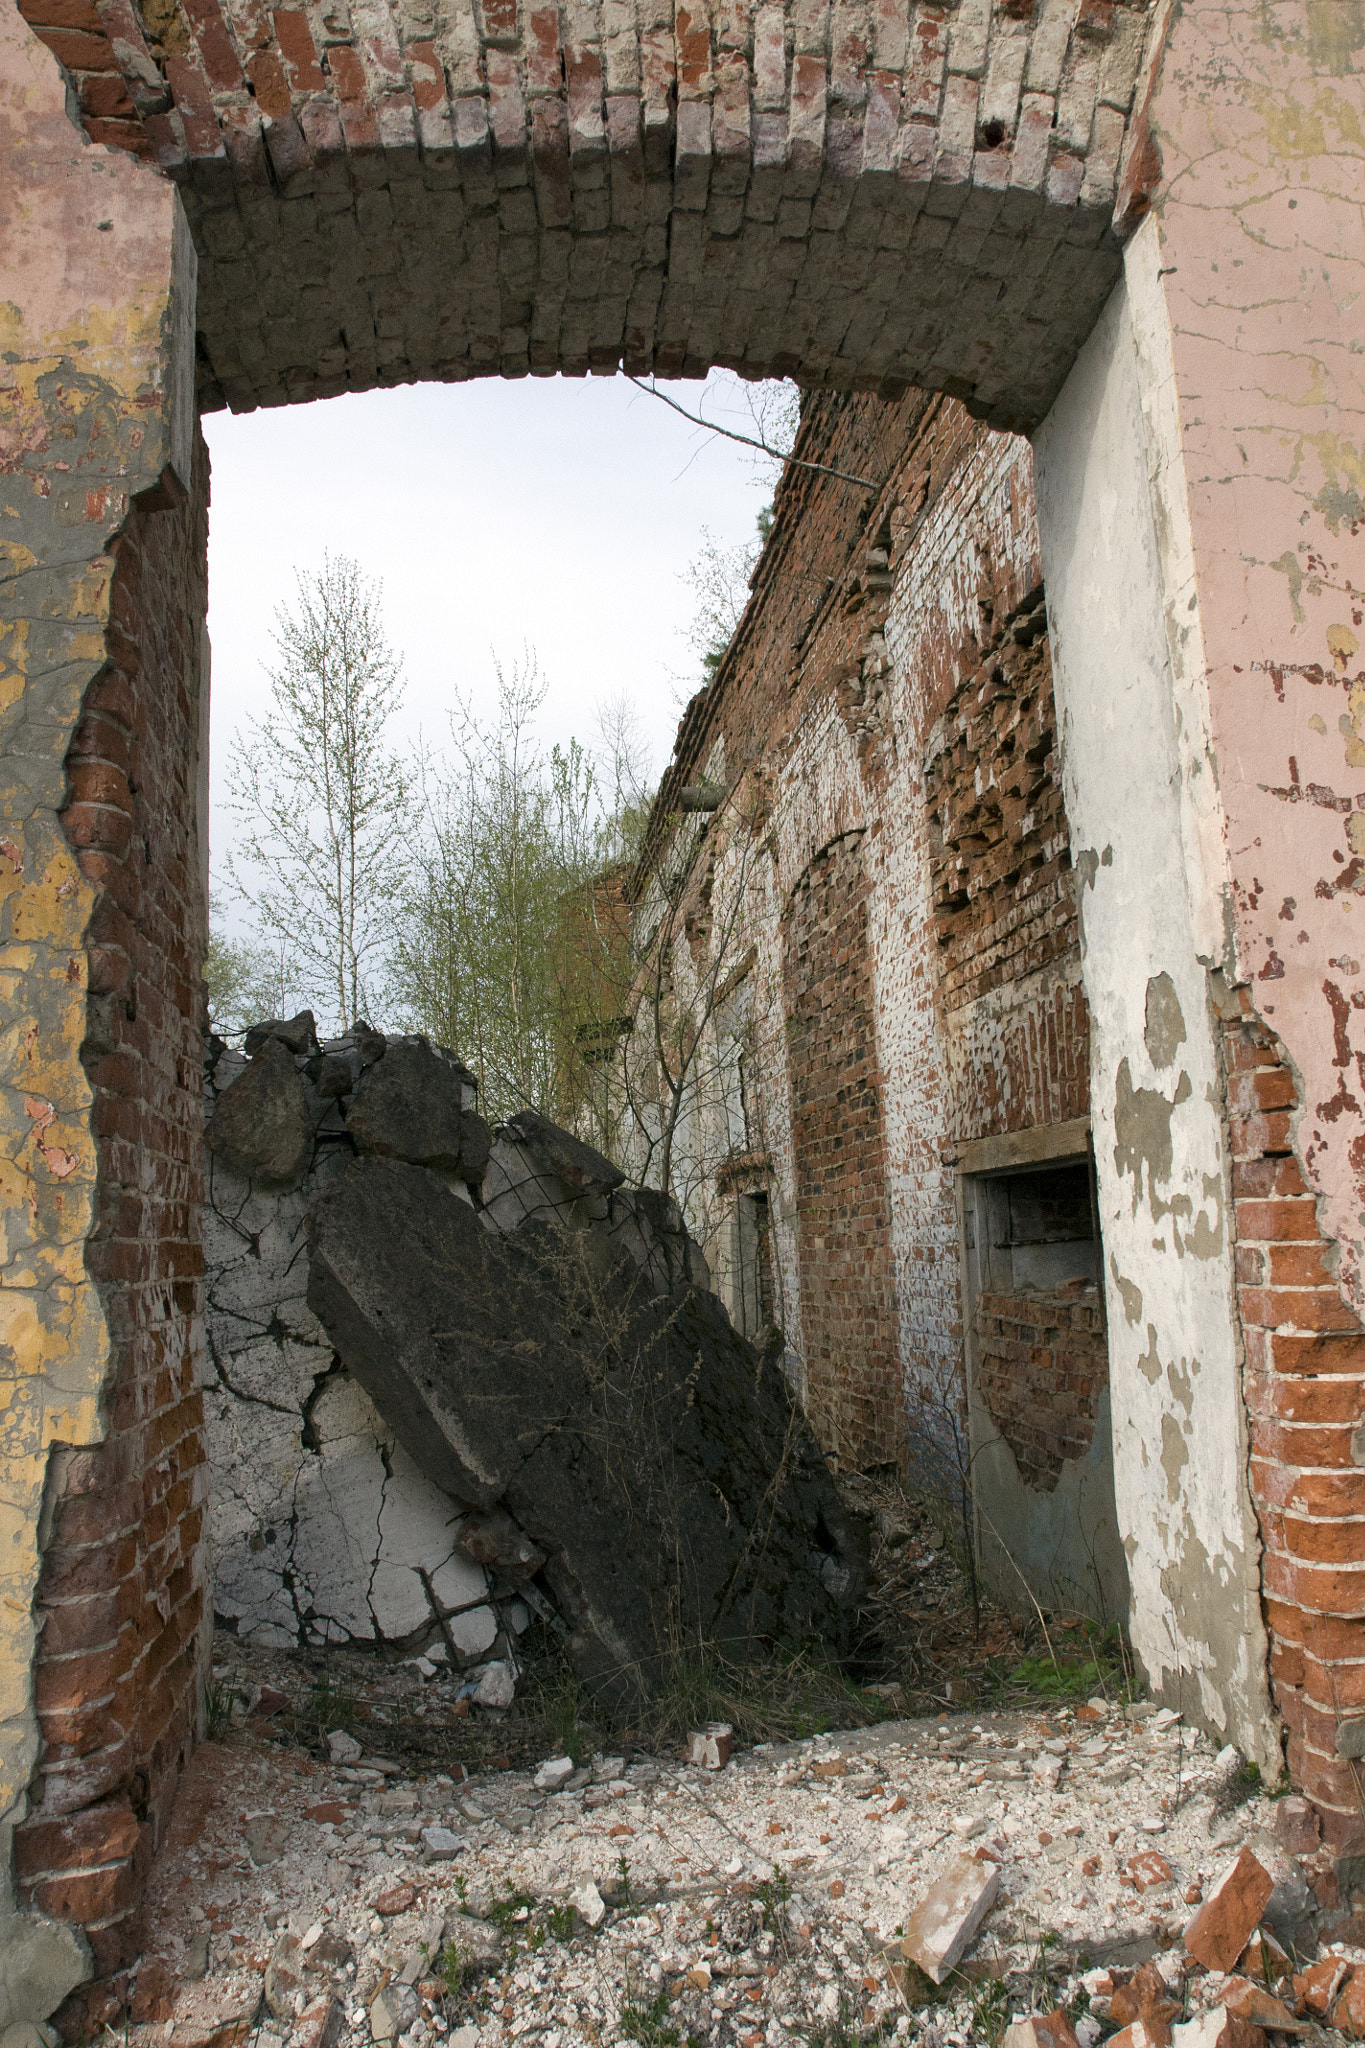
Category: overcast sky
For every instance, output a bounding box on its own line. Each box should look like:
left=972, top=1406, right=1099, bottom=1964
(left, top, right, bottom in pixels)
left=203, top=370, right=783, bottom=892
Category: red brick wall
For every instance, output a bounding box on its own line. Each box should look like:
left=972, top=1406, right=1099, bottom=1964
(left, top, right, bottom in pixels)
left=1228, top=988, right=1365, bottom=1841
left=975, top=1288, right=1107, bottom=1493
left=14, top=440, right=211, bottom=1993
left=783, top=830, right=900, bottom=1468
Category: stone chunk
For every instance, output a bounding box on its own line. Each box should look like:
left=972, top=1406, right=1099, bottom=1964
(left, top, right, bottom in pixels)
left=1001, top=2013, right=1081, bottom=2048
left=374, top=1884, right=418, bottom=1917
left=0, top=1913, right=90, bottom=2028
left=245, top=1012, right=318, bottom=1056
left=473, top=1662, right=515, bottom=1709
left=899, top=1850, right=1001, bottom=1984
left=570, top=1880, right=607, bottom=1928
left=1291, top=1956, right=1348, bottom=2015
left=244, top=1812, right=291, bottom=1866
left=1182, top=1849, right=1275, bottom=1974
left=420, top=1826, right=466, bottom=1860
left=534, top=1757, right=575, bottom=1790
left=1332, top=1968, right=1365, bottom=2037
left=207, top=1038, right=311, bottom=1184
left=327, top=1730, right=362, bottom=1765
left=263, top=1937, right=304, bottom=2020
left=1127, top=1850, right=1172, bottom=1892
left=292, top=1998, right=343, bottom=2048
left=346, top=1039, right=490, bottom=1182
left=369, top=1986, right=417, bottom=2043
left=168, top=1985, right=262, bottom=2048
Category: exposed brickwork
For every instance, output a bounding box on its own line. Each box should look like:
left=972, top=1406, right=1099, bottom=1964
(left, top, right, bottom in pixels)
left=924, top=598, right=1076, bottom=1015
left=1227, top=989, right=1365, bottom=1844
left=975, top=1287, right=1106, bottom=1492
left=640, top=391, right=1099, bottom=1503
left=13, top=0, right=1156, bottom=422
left=783, top=830, right=899, bottom=1467
left=14, top=440, right=212, bottom=1980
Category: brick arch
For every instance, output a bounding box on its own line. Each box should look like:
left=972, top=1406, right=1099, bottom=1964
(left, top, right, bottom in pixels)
left=17, top=0, right=1158, bottom=423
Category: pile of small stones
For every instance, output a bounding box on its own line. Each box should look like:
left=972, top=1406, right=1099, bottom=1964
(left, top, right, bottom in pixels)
left=123, top=1681, right=1358, bottom=2048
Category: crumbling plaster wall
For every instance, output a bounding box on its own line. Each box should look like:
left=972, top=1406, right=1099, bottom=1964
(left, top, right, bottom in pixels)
left=1033, top=0, right=1365, bottom=1794
left=1034, top=225, right=1279, bottom=1768
left=0, top=2, right=199, bottom=2013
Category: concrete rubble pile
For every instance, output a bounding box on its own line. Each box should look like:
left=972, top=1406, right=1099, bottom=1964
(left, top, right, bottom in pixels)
left=203, top=1014, right=865, bottom=1706
left=121, top=1685, right=1365, bottom=2048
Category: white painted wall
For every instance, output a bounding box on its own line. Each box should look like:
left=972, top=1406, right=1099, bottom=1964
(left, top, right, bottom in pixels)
left=1032, top=222, right=1276, bottom=1769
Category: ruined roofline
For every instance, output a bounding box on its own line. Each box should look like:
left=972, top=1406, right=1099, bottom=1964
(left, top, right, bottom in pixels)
left=630, top=386, right=934, bottom=900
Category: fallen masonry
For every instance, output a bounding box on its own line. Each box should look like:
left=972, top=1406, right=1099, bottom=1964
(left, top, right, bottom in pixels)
left=113, top=1687, right=1365, bottom=2048
left=203, top=1017, right=865, bottom=1702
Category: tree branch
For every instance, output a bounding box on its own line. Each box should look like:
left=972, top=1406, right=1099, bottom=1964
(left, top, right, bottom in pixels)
left=624, top=377, right=883, bottom=492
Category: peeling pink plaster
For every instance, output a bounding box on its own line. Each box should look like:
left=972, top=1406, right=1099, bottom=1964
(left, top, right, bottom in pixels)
left=1147, top=0, right=1365, bottom=1310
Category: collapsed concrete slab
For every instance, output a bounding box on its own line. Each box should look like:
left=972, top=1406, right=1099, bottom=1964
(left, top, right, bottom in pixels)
left=307, top=1153, right=866, bottom=1704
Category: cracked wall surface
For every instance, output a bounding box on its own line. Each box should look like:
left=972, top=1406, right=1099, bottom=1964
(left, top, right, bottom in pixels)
left=203, top=1036, right=524, bottom=1671
left=0, top=0, right=198, bottom=2009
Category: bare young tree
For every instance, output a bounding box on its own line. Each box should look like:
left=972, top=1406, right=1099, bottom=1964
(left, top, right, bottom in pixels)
left=226, top=554, right=408, bottom=1033
left=391, top=654, right=618, bottom=1126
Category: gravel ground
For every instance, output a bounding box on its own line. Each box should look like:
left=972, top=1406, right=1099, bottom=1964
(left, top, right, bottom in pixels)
left=126, top=1654, right=1352, bottom=2048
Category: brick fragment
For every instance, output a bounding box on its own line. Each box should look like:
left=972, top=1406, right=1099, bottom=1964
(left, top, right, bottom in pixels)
left=1182, top=1849, right=1275, bottom=1974
left=899, top=1850, right=1001, bottom=1984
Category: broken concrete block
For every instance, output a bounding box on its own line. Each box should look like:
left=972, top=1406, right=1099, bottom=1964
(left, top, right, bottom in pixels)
left=473, top=1662, right=515, bottom=1709
left=899, top=1850, right=1001, bottom=1983
left=570, top=1881, right=606, bottom=1928
left=327, top=1730, right=362, bottom=1764
left=1000, top=2014, right=1081, bottom=2048
left=345, top=1038, right=489, bottom=1182
left=1170, top=2012, right=1266, bottom=2048
left=0, top=1914, right=90, bottom=2030
left=448, top=1606, right=498, bottom=1657
left=307, top=1155, right=865, bottom=1704
left=1182, top=1848, right=1275, bottom=1974
left=207, top=1038, right=312, bottom=1184
left=501, top=1110, right=624, bottom=1196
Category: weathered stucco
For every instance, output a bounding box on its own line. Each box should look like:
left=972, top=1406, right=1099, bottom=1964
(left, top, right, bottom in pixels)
left=0, top=0, right=193, bottom=1940
left=1144, top=2, right=1365, bottom=1319
left=1034, top=227, right=1277, bottom=1768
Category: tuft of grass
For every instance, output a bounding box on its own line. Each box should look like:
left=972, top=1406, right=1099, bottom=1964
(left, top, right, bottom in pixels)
left=631, top=1640, right=890, bottom=1751
left=618, top=1986, right=690, bottom=2048
left=486, top=1885, right=537, bottom=1934
left=204, top=1680, right=236, bottom=1741
left=966, top=1974, right=1011, bottom=2048
left=805, top=1992, right=894, bottom=2048
left=547, top=1903, right=577, bottom=1943
left=753, top=1865, right=792, bottom=1936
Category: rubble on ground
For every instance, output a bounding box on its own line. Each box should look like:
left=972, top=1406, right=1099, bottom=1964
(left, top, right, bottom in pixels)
left=117, top=1677, right=1358, bottom=2048
left=203, top=1015, right=864, bottom=1704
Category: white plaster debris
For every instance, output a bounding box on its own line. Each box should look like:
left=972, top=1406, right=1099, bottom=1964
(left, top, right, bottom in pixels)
left=130, top=1690, right=1332, bottom=2048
